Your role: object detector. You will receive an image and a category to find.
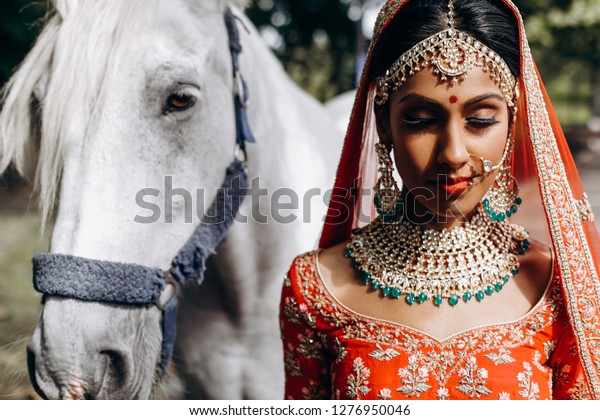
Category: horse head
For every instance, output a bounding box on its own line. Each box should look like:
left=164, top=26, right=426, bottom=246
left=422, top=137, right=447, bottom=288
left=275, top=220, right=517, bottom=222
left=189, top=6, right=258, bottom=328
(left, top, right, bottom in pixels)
left=2, top=0, right=343, bottom=399
left=2, top=0, right=262, bottom=399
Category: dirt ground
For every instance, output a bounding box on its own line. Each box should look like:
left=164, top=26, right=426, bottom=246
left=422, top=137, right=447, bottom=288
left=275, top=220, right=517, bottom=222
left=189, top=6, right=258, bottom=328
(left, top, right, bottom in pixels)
left=0, top=178, right=46, bottom=399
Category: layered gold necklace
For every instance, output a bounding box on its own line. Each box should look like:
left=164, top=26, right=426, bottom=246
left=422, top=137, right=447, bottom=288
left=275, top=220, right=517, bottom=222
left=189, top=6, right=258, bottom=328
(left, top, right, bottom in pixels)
left=344, top=206, right=530, bottom=307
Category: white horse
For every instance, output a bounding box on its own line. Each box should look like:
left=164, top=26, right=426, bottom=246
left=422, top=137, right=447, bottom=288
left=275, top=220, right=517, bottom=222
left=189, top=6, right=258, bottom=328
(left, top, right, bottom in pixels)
left=0, top=0, right=342, bottom=399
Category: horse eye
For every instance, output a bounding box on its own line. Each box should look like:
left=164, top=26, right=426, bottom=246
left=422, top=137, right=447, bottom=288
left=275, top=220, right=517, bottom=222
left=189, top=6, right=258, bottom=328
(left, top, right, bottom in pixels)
left=165, top=92, right=196, bottom=112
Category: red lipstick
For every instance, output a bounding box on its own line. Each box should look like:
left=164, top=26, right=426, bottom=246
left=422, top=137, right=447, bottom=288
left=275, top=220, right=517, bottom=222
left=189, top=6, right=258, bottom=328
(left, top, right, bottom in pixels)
left=437, top=177, right=473, bottom=195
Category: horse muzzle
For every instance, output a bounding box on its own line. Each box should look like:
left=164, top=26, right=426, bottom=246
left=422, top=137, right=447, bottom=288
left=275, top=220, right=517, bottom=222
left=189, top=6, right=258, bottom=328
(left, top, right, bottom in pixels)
left=27, top=296, right=161, bottom=399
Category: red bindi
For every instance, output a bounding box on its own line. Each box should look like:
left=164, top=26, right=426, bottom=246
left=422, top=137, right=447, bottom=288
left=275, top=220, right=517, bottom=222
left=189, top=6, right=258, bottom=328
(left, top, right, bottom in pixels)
left=449, top=95, right=458, bottom=104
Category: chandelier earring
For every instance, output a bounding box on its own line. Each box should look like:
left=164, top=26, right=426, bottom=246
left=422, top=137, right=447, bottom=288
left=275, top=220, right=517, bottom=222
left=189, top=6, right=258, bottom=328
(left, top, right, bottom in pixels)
left=482, top=166, right=522, bottom=222
left=479, top=102, right=522, bottom=223
left=374, top=143, right=403, bottom=221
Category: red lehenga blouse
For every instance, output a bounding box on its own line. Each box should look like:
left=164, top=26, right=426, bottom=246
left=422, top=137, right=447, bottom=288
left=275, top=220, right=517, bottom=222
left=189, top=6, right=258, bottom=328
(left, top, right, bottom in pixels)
left=280, top=251, right=590, bottom=400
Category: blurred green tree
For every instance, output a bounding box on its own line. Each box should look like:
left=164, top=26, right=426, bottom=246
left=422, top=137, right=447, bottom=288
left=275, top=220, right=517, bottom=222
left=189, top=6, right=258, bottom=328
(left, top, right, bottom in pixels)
left=0, top=0, right=598, bottom=120
left=0, top=1, right=46, bottom=87
left=515, top=0, right=600, bottom=119
left=247, top=0, right=358, bottom=101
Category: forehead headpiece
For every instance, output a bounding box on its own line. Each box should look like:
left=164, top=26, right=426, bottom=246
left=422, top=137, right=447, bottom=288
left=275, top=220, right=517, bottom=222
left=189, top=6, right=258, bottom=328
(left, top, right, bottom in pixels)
left=375, top=0, right=516, bottom=106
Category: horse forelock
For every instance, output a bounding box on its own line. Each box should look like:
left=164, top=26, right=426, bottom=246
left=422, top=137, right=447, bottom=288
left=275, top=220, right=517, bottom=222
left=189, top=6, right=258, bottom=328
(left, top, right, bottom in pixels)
left=0, top=1, right=157, bottom=229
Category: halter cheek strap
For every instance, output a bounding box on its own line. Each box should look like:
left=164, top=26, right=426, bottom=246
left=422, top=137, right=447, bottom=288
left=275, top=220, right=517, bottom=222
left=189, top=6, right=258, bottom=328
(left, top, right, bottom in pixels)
left=32, top=7, right=254, bottom=376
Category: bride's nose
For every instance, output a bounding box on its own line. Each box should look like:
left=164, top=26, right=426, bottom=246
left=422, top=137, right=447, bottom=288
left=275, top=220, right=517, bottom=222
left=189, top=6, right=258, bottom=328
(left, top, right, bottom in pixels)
left=437, top=120, right=469, bottom=169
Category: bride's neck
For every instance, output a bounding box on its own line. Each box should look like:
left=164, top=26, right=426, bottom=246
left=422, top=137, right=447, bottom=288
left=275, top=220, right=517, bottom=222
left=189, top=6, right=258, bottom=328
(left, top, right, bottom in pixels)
left=401, top=193, right=478, bottom=231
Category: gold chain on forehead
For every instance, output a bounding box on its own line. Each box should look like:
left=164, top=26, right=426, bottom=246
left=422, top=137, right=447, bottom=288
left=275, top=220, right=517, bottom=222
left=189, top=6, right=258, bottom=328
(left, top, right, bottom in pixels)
left=374, top=0, right=516, bottom=106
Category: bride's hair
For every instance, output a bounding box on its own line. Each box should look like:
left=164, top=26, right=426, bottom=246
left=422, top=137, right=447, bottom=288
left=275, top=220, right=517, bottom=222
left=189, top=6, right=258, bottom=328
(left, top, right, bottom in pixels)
left=371, top=0, right=521, bottom=79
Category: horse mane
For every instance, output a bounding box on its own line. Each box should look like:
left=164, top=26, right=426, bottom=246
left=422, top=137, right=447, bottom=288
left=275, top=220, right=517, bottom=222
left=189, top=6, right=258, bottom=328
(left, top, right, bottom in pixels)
left=0, top=0, right=250, bottom=229
left=0, top=0, right=157, bottom=228
left=222, top=0, right=249, bottom=9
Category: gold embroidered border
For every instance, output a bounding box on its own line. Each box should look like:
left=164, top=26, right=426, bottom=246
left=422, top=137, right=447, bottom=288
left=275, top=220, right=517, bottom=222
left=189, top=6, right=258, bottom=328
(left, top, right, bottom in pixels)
left=514, top=9, right=600, bottom=398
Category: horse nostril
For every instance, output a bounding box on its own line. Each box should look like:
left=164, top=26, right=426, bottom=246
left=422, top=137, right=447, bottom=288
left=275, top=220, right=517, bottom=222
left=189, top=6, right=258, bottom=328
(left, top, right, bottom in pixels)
left=99, top=349, right=129, bottom=390
left=27, top=346, right=48, bottom=400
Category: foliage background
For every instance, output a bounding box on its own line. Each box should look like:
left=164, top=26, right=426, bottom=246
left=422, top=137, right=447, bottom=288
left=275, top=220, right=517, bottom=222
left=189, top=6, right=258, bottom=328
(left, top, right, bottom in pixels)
left=1, top=1, right=599, bottom=121
left=0, top=0, right=599, bottom=399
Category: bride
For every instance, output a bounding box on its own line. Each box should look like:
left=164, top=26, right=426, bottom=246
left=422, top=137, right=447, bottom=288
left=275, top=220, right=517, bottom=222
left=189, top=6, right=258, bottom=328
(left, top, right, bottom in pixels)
left=280, top=0, right=600, bottom=400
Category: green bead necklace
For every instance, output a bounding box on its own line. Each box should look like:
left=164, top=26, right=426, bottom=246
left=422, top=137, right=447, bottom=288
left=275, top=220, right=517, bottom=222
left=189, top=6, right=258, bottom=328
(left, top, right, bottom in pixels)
left=345, top=205, right=530, bottom=307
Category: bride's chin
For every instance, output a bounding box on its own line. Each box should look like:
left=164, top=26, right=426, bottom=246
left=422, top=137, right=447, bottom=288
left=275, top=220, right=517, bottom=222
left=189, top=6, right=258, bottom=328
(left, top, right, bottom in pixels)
left=418, top=200, right=484, bottom=226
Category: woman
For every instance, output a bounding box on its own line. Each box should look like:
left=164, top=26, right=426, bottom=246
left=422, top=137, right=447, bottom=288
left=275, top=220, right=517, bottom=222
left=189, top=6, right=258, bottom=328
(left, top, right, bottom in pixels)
left=280, top=0, right=600, bottom=400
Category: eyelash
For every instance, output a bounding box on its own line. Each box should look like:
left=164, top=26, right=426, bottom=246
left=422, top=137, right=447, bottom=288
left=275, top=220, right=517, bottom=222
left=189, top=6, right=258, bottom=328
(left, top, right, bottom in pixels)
left=466, top=117, right=500, bottom=128
left=402, top=116, right=500, bottom=129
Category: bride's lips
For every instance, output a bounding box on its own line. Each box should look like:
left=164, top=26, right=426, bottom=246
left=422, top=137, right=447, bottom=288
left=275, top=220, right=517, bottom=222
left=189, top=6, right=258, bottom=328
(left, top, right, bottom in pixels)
left=433, top=177, right=474, bottom=195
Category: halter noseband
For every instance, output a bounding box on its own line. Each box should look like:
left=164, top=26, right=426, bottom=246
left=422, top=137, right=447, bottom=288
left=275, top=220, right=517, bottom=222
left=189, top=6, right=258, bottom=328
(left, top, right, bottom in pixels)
left=32, top=7, right=255, bottom=375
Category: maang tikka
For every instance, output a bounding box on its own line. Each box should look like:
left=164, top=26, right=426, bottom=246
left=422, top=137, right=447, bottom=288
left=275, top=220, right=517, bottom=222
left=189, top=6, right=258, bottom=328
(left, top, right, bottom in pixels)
left=375, top=0, right=516, bottom=106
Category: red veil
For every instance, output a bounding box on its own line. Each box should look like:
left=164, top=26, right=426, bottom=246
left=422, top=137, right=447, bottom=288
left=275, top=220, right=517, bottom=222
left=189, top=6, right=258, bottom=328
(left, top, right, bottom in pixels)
left=319, top=0, right=600, bottom=397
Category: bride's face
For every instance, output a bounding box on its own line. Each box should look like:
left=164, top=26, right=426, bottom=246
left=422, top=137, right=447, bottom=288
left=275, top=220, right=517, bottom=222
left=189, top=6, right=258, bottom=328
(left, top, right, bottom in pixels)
left=377, top=66, right=511, bottom=227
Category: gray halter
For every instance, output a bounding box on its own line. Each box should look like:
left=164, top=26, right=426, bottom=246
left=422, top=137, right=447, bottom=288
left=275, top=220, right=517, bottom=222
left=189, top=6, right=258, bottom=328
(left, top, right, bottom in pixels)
left=32, top=7, right=255, bottom=375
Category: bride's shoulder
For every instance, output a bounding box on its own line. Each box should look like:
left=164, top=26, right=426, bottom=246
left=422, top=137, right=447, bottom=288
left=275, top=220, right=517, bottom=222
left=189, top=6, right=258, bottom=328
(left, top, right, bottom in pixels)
left=317, top=241, right=359, bottom=289
left=515, top=237, right=554, bottom=296
left=519, top=238, right=553, bottom=272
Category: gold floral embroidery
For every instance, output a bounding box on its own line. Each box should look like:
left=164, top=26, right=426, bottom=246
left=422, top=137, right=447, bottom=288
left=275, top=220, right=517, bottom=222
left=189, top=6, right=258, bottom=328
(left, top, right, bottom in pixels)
left=297, top=329, right=324, bottom=359
left=397, top=353, right=432, bottom=398
left=532, top=350, right=548, bottom=373
left=284, top=343, right=302, bottom=377
left=575, top=194, right=595, bottom=222
left=377, top=388, right=392, bottom=400
left=456, top=356, right=492, bottom=398
left=568, top=375, right=591, bottom=400
left=436, top=387, right=449, bottom=400
left=517, top=362, right=540, bottom=400
left=428, top=349, right=457, bottom=372
left=333, top=337, right=348, bottom=363
left=498, top=391, right=511, bottom=400
left=485, top=348, right=516, bottom=365
left=544, top=340, right=557, bottom=358
left=373, top=0, right=406, bottom=37
left=282, top=296, right=303, bottom=325
left=347, top=357, right=371, bottom=399
left=370, top=344, right=400, bottom=361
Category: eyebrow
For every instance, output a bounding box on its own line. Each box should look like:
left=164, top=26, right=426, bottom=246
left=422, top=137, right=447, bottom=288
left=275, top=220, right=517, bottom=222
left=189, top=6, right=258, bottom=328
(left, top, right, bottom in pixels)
left=398, top=92, right=505, bottom=108
left=398, top=93, right=442, bottom=108
left=464, top=93, right=504, bottom=108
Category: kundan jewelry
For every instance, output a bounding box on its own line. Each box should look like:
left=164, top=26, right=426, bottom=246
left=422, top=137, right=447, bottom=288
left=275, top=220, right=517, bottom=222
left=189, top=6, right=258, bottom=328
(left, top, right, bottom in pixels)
left=345, top=205, right=531, bottom=307
left=375, top=0, right=516, bottom=106
left=482, top=167, right=522, bottom=222
left=473, top=97, right=522, bottom=222
left=374, top=142, right=404, bottom=221
left=470, top=151, right=522, bottom=222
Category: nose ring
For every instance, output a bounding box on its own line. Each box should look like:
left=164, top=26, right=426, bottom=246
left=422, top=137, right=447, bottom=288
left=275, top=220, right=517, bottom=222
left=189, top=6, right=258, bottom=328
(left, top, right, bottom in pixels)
left=469, top=154, right=499, bottom=174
